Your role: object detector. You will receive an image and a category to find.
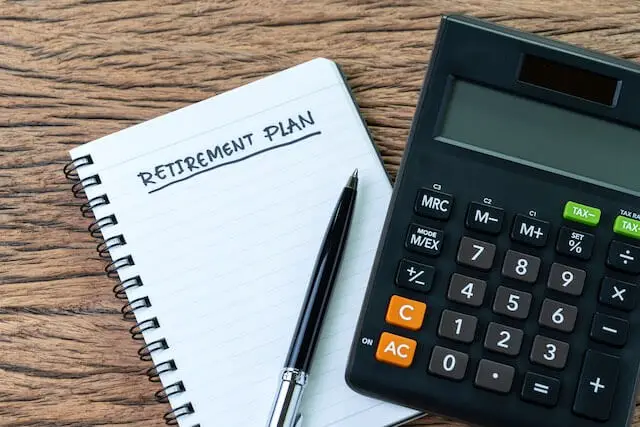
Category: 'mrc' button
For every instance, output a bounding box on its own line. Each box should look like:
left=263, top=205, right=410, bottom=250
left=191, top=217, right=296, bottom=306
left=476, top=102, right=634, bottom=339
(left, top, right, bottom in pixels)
left=385, top=295, right=427, bottom=330
left=375, top=332, right=417, bottom=368
left=415, top=188, right=454, bottom=220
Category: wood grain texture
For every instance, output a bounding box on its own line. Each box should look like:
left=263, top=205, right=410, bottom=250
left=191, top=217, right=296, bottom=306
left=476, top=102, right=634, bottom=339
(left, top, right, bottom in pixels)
left=1, top=1, right=640, bottom=426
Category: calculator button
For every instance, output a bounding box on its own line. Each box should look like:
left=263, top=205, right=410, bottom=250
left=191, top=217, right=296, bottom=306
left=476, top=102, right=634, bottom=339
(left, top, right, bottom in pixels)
left=556, top=227, right=594, bottom=260
left=385, top=295, right=426, bottom=331
left=599, top=277, right=638, bottom=311
left=428, top=346, right=469, bottom=381
left=456, top=237, right=496, bottom=271
left=606, top=240, right=640, bottom=274
left=465, top=202, right=504, bottom=235
left=437, top=310, right=477, bottom=344
left=510, top=214, right=550, bottom=247
left=530, top=335, right=570, bottom=369
left=414, top=189, right=453, bottom=220
left=474, top=359, right=515, bottom=394
left=538, top=298, right=578, bottom=332
left=447, top=273, right=486, bottom=307
left=521, top=372, right=561, bottom=407
left=546, top=263, right=586, bottom=296
left=396, top=259, right=435, bottom=293
left=501, top=250, right=540, bottom=283
left=492, top=286, right=532, bottom=320
left=563, top=201, right=601, bottom=227
left=589, top=313, right=628, bottom=347
left=405, top=224, right=444, bottom=257
left=573, top=350, right=619, bottom=421
left=483, top=322, right=523, bottom=356
left=375, top=332, right=417, bottom=368
left=613, top=215, right=640, bottom=240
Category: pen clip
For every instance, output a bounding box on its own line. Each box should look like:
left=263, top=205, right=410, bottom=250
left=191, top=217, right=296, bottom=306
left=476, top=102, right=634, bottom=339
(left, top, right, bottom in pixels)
left=294, top=413, right=303, bottom=427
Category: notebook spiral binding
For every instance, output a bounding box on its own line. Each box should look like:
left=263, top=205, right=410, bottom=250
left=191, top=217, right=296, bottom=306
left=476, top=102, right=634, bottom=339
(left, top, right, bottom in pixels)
left=64, top=155, right=199, bottom=427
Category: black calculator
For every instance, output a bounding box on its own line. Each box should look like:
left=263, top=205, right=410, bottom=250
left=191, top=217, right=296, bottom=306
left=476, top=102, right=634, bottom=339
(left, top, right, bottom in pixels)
left=346, top=14, right=640, bottom=427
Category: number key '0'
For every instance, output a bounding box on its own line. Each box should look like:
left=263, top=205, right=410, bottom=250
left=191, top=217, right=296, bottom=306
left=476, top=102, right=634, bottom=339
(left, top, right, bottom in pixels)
left=428, top=346, right=469, bottom=380
left=375, top=332, right=417, bottom=368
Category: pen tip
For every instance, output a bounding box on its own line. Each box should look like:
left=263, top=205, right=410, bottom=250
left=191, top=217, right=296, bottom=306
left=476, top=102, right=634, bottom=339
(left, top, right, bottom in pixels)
left=347, top=169, right=358, bottom=189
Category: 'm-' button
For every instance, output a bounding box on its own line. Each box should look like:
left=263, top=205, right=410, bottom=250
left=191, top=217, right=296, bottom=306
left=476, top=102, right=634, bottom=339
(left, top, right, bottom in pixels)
left=385, top=295, right=427, bottom=331
left=375, top=332, right=417, bottom=368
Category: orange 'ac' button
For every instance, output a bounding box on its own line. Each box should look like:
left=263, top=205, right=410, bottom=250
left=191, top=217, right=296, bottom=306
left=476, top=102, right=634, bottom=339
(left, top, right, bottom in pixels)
left=385, top=295, right=427, bottom=330
left=375, top=332, right=417, bottom=368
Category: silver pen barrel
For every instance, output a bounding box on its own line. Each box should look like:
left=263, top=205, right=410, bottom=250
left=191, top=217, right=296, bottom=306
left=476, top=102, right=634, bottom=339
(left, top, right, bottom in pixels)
left=266, top=368, right=308, bottom=427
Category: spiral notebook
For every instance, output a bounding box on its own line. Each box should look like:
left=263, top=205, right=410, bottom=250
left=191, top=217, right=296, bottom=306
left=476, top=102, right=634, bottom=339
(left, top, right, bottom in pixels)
left=64, top=58, right=420, bottom=427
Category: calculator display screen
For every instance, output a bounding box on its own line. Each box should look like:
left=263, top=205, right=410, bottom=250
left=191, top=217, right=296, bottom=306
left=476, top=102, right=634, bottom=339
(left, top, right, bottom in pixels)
left=438, top=80, right=640, bottom=195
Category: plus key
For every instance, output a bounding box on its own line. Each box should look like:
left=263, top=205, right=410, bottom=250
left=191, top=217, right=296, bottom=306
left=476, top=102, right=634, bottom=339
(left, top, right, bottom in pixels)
left=573, top=350, right=619, bottom=421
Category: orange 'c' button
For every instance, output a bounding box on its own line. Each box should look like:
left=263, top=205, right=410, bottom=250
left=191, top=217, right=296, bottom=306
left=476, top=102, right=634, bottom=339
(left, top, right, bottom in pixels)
left=375, top=332, right=417, bottom=368
left=385, top=295, right=426, bottom=330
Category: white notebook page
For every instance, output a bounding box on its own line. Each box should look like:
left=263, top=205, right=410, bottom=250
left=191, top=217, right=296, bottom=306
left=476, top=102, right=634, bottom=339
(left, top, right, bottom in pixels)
left=70, top=58, right=420, bottom=427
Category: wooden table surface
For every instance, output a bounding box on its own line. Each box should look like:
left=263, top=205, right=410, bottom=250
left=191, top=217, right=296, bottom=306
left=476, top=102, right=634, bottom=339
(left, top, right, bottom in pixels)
left=2, top=1, right=640, bottom=426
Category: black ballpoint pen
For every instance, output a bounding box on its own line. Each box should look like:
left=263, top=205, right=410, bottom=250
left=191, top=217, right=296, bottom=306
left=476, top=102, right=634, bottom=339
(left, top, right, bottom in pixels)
left=266, top=169, right=359, bottom=427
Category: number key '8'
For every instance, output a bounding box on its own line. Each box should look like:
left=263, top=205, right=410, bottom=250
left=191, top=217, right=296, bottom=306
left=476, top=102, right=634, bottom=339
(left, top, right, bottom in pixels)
left=502, top=250, right=541, bottom=283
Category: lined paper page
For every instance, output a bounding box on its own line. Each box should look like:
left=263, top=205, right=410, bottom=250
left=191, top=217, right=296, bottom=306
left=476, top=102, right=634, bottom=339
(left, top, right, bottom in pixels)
left=71, top=58, right=420, bottom=427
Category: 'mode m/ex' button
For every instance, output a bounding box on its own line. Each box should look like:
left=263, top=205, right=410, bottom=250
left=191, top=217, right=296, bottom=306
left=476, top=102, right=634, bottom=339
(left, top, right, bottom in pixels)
left=406, top=223, right=444, bottom=256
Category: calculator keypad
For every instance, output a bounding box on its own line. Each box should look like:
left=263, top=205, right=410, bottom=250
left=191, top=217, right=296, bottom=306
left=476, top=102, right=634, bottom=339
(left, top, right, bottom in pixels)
left=456, top=237, right=496, bottom=270
left=501, top=250, right=541, bottom=283
left=361, top=188, right=640, bottom=426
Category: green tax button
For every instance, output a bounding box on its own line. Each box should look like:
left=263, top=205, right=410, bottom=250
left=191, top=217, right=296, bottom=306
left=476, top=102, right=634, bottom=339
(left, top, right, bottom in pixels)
left=563, top=201, right=601, bottom=226
left=614, top=216, right=640, bottom=240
